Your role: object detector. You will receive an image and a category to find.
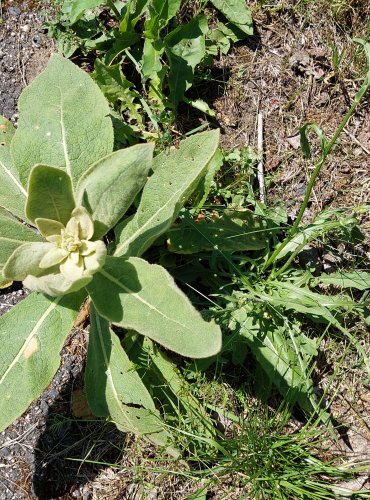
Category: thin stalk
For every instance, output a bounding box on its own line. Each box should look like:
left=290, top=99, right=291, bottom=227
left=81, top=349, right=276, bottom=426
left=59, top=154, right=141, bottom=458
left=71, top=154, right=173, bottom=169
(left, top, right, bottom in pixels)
left=263, top=74, right=369, bottom=274
left=106, top=0, right=121, bottom=20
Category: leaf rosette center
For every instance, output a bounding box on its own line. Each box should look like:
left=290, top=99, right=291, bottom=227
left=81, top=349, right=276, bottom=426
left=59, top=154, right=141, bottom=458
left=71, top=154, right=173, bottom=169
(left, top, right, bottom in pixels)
left=4, top=207, right=106, bottom=297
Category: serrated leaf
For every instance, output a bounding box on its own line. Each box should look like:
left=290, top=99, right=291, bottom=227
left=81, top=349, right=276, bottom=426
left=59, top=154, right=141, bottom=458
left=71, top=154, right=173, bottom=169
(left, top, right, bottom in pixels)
left=168, top=209, right=268, bottom=254
left=0, top=290, right=85, bottom=432
left=0, top=208, right=42, bottom=278
left=87, top=256, right=222, bottom=358
left=314, top=271, right=370, bottom=291
left=165, top=15, right=208, bottom=105
left=234, top=307, right=319, bottom=414
left=210, top=0, right=253, bottom=36
left=76, top=144, right=153, bottom=238
left=85, top=306, right=176, bottom=452
left=114, top=129, right=219, bottom=258
left=145, top=0, right=182, bottom=37
left=183, top=97, right=216, bottom=117
left=26, top=165, right=76, bottom=225
left=93, top=59, right=137, bottom=103
left=0, top=117, right=27, bottom=219
left=11, top=54, right=113, bottom=189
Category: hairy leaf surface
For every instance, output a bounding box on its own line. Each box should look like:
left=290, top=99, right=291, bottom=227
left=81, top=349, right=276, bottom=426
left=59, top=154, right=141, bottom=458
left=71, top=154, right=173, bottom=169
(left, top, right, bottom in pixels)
left=114, top=129, right=219, bottom=258
left=0, top=117, right=27, bottom=219
left=11, top=54, right=113, bottom=189
left=26, top=165, right=76, bottom=225
left=0, top=208, right=42, bottom=281
left=0, top=291, right=85, bottom=432
left=85, top=307, right=176, bottom=452
left=76, top=144, right=153, bottom=238
left=87, top=256, right=222, bottom=358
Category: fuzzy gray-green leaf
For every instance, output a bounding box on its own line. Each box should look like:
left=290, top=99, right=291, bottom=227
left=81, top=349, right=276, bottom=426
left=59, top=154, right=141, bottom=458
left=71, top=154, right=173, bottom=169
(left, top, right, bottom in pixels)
left=26, top=165, right=76, bottom=225
left=85, top=306, right=175, bottom=452
left=0, top=208, right=42, bottom=279
left=76, top=144, right=154, bottom=238
left=0, top=290, right=85, bottom=432
left=11, top=54, right=113, bottom=189
left=87, top=256, right=222, bottom=358
left=114, top=129, right=219, bottom=258
left=0, top=117, right=27, bottom=219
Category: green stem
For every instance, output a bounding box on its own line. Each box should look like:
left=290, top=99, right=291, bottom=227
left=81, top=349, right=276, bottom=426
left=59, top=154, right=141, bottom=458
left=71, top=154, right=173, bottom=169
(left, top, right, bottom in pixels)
left=263, top=75, right=369, bottom=274
left=107, top=0, right=121, bottom=20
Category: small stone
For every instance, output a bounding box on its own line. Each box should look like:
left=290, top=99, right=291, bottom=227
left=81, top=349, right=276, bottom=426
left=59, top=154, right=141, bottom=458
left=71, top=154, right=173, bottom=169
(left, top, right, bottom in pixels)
left=21, top=24, right=30, bottom=33
left=8, top=6, right=21, bottom=17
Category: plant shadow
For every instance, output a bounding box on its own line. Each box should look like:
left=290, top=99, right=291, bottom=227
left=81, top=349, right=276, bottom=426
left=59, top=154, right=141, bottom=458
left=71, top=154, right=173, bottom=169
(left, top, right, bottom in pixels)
left=32, top=329, right=123, bottom=499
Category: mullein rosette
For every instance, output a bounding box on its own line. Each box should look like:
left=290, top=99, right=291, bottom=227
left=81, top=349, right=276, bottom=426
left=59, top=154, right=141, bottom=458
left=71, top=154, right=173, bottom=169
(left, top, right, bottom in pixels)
left=4, top=206, right=106, bottom=297
left=3, top=162, right=107, bottom=297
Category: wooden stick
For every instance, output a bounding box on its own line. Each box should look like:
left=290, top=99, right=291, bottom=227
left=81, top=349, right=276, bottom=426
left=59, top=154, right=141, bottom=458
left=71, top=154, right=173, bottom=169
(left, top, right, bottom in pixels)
left=343, top=128, right=370, bottom=155
left=257, top=112, right=266, bottom=203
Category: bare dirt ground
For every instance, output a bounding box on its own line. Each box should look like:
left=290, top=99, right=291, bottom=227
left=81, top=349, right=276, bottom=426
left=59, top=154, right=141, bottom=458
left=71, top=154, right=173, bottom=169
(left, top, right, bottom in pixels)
left=0, top=0, right=369, bottom=498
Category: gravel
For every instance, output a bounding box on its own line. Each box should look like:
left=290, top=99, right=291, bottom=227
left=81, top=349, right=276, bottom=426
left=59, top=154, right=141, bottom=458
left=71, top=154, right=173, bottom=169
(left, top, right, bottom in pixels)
left=0, top=7, right=123, bottom=499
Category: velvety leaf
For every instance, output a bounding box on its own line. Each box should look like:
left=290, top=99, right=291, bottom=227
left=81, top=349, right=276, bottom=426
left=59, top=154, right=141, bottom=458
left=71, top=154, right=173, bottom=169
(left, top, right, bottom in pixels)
left=11, top=54, right=113, bottom=189
left=23, top=272, right=93, bottom=297
left=26, top=165, right=76, bottom=225
left=114, top=129, right=219, bottom=258
left=168, top=209, right=268, bottom=254
left=3, top=242, right=53, bottom=281
left=210, top=0, right=253, bottom=35
left=193, top=148, right=223, bottom=211
left=165, top=15, right=208, bottom=105
left=85, top=306, right=176, bottom=452
left=87, top=256, right=222, bottom=358
left=0, top=208, right=42, bottom=278
left=76, top=144, right=154, bottom=238
left=0, top=117, right=27, bottom=219
left=0, top=290, right=85, bottom=432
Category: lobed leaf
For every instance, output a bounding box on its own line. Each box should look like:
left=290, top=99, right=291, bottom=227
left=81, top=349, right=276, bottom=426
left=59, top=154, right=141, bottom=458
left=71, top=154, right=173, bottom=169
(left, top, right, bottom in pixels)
left=313, top=271, right=370, bottom=291
left=11, top=54, right=113, bottom=189
left=0, top=291, right=85, bottom=432
left=114, top=129, right=220, bottom=258
left=165, top=15, right=209, bottom=105
left=233, top=307, right=319, bottom=415
left=87, top=256, right=222, bottom=359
